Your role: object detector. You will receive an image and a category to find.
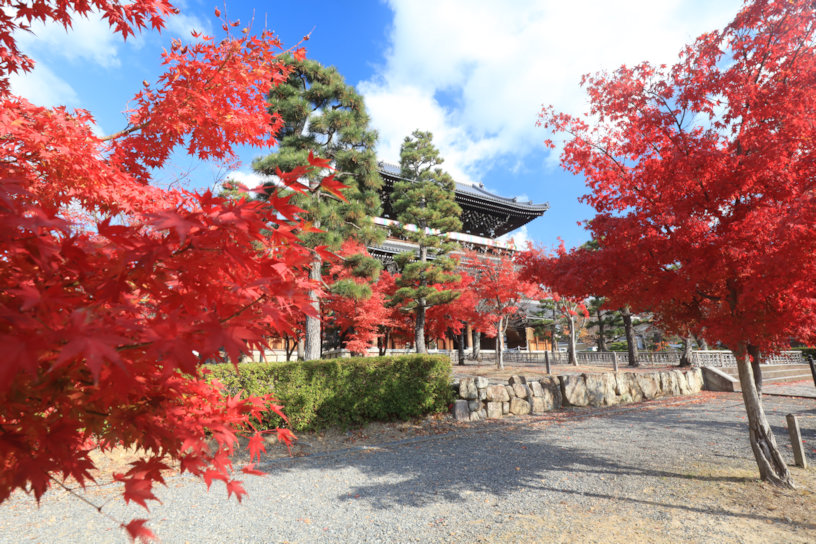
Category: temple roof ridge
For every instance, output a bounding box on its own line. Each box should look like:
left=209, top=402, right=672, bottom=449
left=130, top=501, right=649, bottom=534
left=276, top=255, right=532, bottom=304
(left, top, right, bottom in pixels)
left=376, top=160, right=549, bottom=212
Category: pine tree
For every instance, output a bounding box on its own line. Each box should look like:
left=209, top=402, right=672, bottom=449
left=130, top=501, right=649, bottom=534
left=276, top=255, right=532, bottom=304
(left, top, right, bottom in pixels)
left=253, top=56, right=383, bottom=360
left=389, top=130, right=463, bottom=353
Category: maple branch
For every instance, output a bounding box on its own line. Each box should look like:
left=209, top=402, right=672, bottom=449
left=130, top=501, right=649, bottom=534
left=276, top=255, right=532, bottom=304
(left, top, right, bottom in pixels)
left=48, top=475, right=123, bottom=527
left=220, top=294, right=268, bottom=324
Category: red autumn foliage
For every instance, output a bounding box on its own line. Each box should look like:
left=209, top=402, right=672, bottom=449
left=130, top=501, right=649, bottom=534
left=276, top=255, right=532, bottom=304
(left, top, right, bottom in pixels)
left=424, top=270, right=486, bottom=341
left=323, top=241, right=394, bottom=355
left=523, top=0, right=816, bottom=486
left=463, top=251, right=543, bottom=366
left=1, top=1, right=325, bottom=539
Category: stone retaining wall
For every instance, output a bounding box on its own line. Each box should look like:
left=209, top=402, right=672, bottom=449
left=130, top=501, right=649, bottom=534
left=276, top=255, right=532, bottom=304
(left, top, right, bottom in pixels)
left=451, top=368, right=703, bottom=422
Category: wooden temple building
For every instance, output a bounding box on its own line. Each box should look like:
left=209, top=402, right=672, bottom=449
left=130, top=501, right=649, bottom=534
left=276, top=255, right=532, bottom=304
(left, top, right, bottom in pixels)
left=370, top=162, right=552, bottom=354
left=256, top=162, right=552, bottom=360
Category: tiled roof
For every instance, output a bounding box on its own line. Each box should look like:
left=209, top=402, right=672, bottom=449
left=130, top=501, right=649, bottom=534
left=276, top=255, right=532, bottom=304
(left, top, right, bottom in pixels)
left=377, top=161, right=549, bottom=214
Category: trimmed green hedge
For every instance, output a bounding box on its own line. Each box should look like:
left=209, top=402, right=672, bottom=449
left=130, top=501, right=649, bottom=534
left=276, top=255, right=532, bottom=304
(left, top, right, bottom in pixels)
left=207, top=354, right=453, bottom=432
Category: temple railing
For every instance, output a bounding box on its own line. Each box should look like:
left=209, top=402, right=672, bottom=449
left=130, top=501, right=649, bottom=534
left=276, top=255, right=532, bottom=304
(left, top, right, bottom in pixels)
left=451, top=349, right=807, bottom=368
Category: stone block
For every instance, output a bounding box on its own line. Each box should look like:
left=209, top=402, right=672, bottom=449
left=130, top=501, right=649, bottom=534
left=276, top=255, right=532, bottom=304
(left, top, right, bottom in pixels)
left=478, top=388, right=487, bottom=400
left=505, top=385, right=516, bottom=399
left=687, top=368, right=703, bottom=392
left=673, top=369, right=690, bottom=395
left=584, top=373, right=606, bottom=406
left=508, top=375, right=527, bottom=385
left=502, top=401, right=510, bottom=415
left=469, top=411, right=481, bottom=422
left=529, top=381, right=545, bottom=398
left=452, top=400, right=470, bottom=422
left=479, top=408, right=487, bottom=419
left=486, top=401, right=503, bottom=419
left=530, top=396, right=546, bottom=414
left=509, top=397, right=531, bottom=415
left=601, top=373, right=619, bottom=405
left=459, top=378, right=478, bottom=400
left=539, top=376, right=562, bottom=410
left=636, top=373, right=660, bottom=399
left=512, top=383, right=529, bottom=398
left=560, top=374, right=589, bottom=406
left=486, top=384, right=510, bottom=402
left=468, top=399, right=481, bottom=412
left=474, top=376, right=489, bottom=389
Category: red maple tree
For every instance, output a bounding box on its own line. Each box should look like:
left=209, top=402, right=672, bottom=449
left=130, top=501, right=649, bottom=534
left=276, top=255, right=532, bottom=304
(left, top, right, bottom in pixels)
left=464, top=251, right=543, bottom=369
left=524, top=0, right=816, bottom=486
left=323, top=241, right=394, bottom=355
left=1, top=2, right=326, bottom=540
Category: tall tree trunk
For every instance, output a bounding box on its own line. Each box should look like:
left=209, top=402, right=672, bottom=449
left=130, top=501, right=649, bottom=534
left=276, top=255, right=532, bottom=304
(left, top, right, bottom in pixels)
left=567, top=314, right=577, bottom=366
left=597, top=308, right=608, bottom=352
left=495, top=318, right=504, bottom=370
left=378, top=329, right=390, bottom=356
left=472, top=330, right=481, bottom=359
left=458, top=326, right=466, bottom=365
left=748, top=343, right=763, bottom=394
left=296, top=337, right=304, bottom=361
left=679, top=335, right=693, bottom=367
left=415, top=305, right=427, bottom=354
left=735, top=344, right=793, bottom=487
left=622, top=306, right=639, bottom=367
left=304, top=254, right=322, bottom=361
left=284, top=336, right=291, bottom=362
left=415, top=245, right=428, bottom=354
left=551, top=306, right=558, bottom=356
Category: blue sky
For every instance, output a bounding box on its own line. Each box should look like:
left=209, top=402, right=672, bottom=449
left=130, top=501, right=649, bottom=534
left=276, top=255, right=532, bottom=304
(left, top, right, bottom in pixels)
left=11, top=0, right=743, bottom=249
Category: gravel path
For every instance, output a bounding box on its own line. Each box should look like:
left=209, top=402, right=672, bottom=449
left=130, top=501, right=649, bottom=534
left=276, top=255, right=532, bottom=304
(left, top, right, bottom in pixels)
left=1, top=393, right=814, bottom=544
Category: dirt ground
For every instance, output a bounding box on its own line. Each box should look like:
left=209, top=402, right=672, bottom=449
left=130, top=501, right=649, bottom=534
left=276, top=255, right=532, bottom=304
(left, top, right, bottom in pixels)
left=79, top=365, right=815, bottom=544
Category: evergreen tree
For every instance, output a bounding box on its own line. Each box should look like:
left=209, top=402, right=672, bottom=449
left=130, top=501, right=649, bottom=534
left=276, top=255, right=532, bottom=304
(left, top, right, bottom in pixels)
left=389, top=130, right=463, bottom=353
left=586, top=296, right=623, bottom=352
left=253, top=56, right=383, bottom=360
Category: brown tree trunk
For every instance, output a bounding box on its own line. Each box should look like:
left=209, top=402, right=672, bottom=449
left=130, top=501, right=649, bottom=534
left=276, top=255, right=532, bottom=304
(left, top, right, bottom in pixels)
left=495, top=318, right=505, bottom=370
left=378, top=329, right=390, bottom=356
left=415, top=305, right=427, bottom=354
left=597, top=308, right=608, bottom=352
left=735, top=345, right=793, bottom=487
left=551, top=306, right=558, bottom=356
left=679, top=335, right=693, bottom=367
left=458, top=326, right=466, bottom=365
left=304, top=254, right=322, bottom=361
left=622, top=307, right=639, bottom=367
left=567, top=314, right=577, bottom=366
left=296, top=337, right=305, bottom=361
left=748, top=343, right=763, bottom=394
left=472, top=330, right=481, bottom=359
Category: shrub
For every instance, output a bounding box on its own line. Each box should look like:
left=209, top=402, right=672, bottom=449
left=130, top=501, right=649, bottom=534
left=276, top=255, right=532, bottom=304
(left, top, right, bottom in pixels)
left=207, top=354, right=453, bottom=432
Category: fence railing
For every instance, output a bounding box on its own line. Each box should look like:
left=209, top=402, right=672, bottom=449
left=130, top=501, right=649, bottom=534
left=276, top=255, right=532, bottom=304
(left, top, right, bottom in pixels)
left=450, top=349, right=807, bottom=368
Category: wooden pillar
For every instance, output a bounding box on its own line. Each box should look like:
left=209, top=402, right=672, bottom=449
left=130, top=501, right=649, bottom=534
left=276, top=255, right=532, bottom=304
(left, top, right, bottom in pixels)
left=466, top=324, right=473, bottom=349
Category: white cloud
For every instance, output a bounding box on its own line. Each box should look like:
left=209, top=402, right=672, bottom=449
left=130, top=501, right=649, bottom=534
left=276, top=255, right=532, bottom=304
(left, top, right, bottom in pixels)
left=163, top=12, right=211, bottom=42
left=361, top=0, right=742, bottom=181
left=498, top=225, right=530, bottom=249
left=224, top=170, right=269, bottom=188
left=9, top=62, right=78, bottom=107
left=17, top=12, right=123, bottom=68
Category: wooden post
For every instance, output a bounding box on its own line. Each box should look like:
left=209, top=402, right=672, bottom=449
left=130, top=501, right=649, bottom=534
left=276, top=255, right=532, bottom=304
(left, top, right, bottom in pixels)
left=612, top=351, right=619, bottom=373
left=786, top=414, right=808, bottom=468
left=545, top=351, right=551, bottom=374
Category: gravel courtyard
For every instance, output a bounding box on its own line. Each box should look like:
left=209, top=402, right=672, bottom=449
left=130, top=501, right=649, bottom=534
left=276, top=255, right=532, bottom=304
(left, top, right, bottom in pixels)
left=1, top=391, right=814, bottom=544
